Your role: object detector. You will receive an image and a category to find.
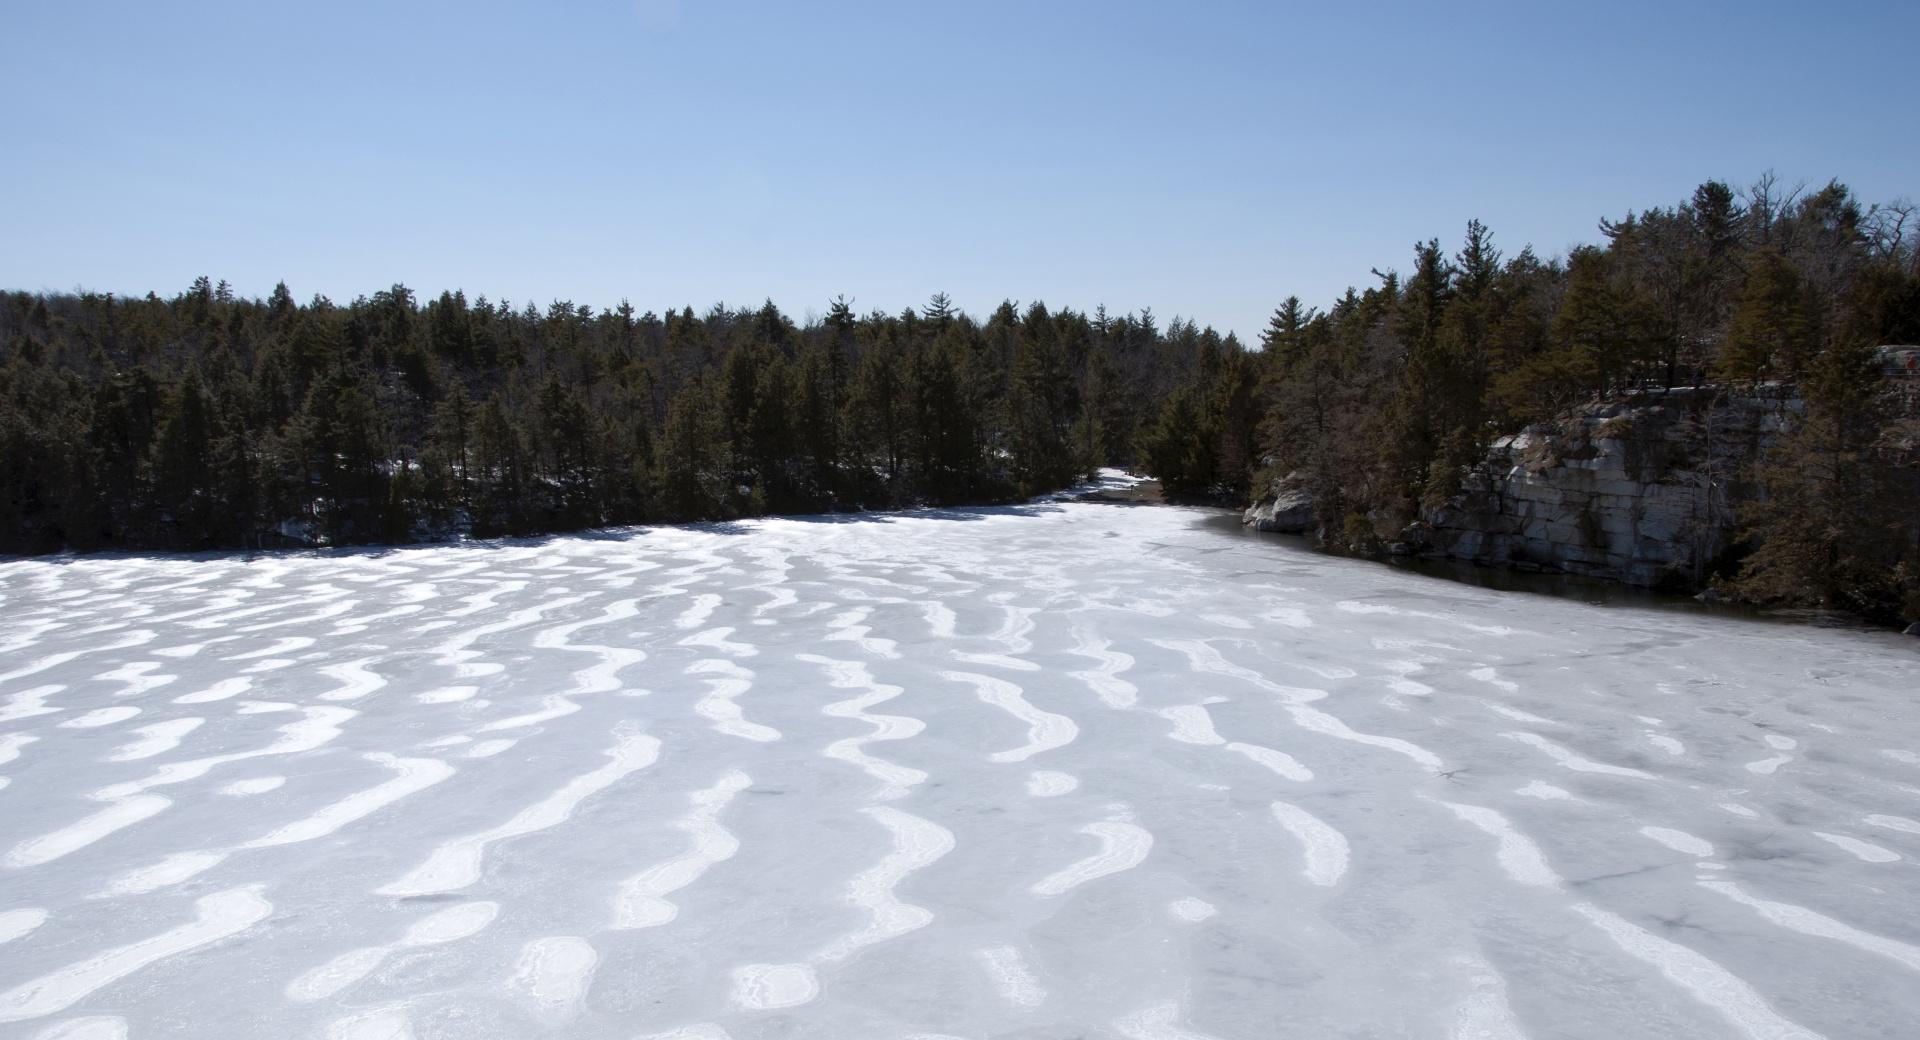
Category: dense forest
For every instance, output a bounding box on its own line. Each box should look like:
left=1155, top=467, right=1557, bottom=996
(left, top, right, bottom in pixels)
left=1139, top=175, right=1920, bottom=622
left=0, top=284, right=1232, bottom=553
left=3, top=175, right=1917, bottom=620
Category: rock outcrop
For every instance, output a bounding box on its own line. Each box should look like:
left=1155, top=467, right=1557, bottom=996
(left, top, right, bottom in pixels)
left=1403, top=388, right=1797, bottom=587
left=1243, top=471, right=1317, bottom=534
left=1241, top=389, right=1798, bottom=586
left=1244, top=348, right=1919, bottom=594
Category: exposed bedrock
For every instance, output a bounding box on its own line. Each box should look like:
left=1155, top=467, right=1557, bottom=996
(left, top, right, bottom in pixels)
left=1411, top=387, right=1796, bottom=589
left=1246, top=346, right=1920, bottom=591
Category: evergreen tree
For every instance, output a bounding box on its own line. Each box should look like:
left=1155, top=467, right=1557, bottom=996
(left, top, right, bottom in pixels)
left=922, top=292, right=957, bottom=331
left=746, top=353, right=798, bottom=512
left=1138, top=384, right=1215, bottom=498
left=1008, top=315, right=1078, bottom=495
left=657, top=376, right=732, bottom=519
left=1382, top=239, right=1457, bottom=504
left=428, top=384, right=474, bottom=512
left=307, top=379, right=390, bottom=542
left=471, top=393, right=528, bottom=535
left=150, top=370, right=217, bottom=544
left=850, top=346, right=906, bottom=493
left=796, top=344, right=844, bottom=503
left=537, top=375, right=597, bottom=526
left=1261, top=296, right=1316, bottom=371
left=1730, top=338, right=1905, bottom=616
left=908, top=336, right=982, bottom=504
left=1209, top=351, right=1260, bottom=498
left=1718, top=250, right=1818, bottom=382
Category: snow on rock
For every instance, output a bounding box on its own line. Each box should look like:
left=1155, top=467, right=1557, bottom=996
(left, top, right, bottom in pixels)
left=0, top=473, right=1915, bottom=1038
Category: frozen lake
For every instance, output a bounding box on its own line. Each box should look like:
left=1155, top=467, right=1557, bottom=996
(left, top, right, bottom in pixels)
left=1, top=474, right=1917, bottom=1039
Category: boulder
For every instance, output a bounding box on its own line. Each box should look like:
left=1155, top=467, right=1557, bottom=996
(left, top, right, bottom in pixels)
left=1245, top=473, right=1317, bottom=534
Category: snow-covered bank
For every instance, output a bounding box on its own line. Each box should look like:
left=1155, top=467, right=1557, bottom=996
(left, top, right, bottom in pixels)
left=0, top=477, right=1916, bottom=1038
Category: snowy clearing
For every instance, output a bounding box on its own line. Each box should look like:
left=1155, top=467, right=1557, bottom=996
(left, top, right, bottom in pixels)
left=1, top=473, right=1917, bottom=1039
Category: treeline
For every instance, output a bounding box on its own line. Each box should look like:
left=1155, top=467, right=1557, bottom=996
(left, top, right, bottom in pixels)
left=6, top=176, right=1916, bottom=619
left=0, top=285, right=1239, bottom=553
left=1136, top=175, right=1920, bottom=620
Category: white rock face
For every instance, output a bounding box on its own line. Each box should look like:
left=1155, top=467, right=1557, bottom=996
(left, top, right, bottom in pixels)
left=1249, top=352, right=1920, bottom=592
left=1414, top=388, right=1799, bottom=587
left=1243, top=471, right=1317, bottom=534
left=1415, top=352, right=1920, bottom=589
left=0, top=474, right=1916, bottom=1039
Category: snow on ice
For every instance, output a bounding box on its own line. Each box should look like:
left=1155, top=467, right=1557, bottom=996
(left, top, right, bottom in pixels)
left=0, top=472, right=1917, bottom=1038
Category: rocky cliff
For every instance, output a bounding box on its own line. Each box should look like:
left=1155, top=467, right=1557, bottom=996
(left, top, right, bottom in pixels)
left=1245, top=346, right=1920, bottom=591
left=1403, top=388, right=1793, bottom=588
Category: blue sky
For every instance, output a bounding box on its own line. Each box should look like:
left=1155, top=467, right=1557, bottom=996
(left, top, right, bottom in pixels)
left=5, top=0, right=1916, bottom=342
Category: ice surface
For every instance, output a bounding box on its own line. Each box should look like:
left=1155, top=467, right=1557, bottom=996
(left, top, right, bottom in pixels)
left=0, top=471, right=1917, bottom=1037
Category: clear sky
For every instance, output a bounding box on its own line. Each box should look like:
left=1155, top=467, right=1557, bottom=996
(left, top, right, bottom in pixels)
left=6, top=0, right=1916, bottom=342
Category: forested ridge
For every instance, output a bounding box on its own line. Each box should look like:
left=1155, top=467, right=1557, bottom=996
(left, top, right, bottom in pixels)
left=3, top=175, right=1917, bottom=620
left=0, top=285, right=1230, bottom=553
left=1136, top=176, right=1920, bottom=622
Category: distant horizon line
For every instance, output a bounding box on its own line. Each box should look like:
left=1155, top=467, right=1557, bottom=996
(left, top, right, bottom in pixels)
left=9, top=279, right=1268, bottom=340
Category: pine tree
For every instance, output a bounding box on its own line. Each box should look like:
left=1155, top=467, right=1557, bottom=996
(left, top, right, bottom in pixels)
left=1008, top=316, right=1078, bottom=495
left=1382, top=239, right=1457, bottom=503
left=1492, top=246, right=1633, bottom=422
left=471, top=393, right=528, bottom=535
left=1730, top=339, right=1903, bottom=616
left=537, top=375, right=596, bottom=525
left=850, top=346, right=906, bottom=494
left=1209, top=351, right=1260, bottom=498
left=150, top=370, right=217, bottom=544
left=1138, top=384, right=1215, bottom=498
left=909, top=336, right=981, bottom=504
left=268, top=281, right=296, bottom=329
left=796, top=344, right=844, bottom=503
left=428, top=385, right=474, bottom=511
left=90, top=367, right=164, bottom=535
left=1261, top=296, right=1316, bottom=371
left=1718, top=250, right=1818, bottom=382
left=657, top=377, right=732, bottom=520
left=1074, top=341, right=1118, bottom=473
left=309, top=380, right=389, bottom=543
left=922, top=292, right=957, bottom=331
left=208, top=425, right=256, bottom=547
left=429, top=290, right=473, bottom=363
left=746, top=353, right=797, bottom=512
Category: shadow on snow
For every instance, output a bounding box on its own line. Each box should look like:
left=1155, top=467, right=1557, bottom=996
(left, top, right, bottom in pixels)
left=0, top=502, right=1073, bottom=567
